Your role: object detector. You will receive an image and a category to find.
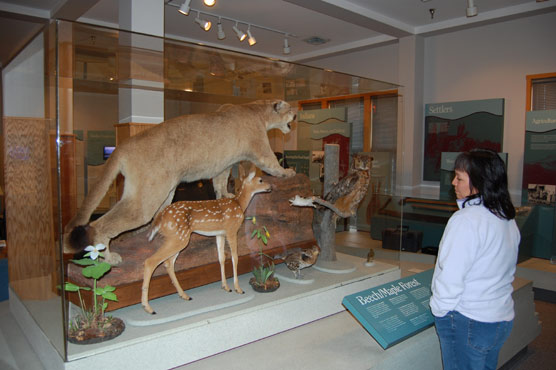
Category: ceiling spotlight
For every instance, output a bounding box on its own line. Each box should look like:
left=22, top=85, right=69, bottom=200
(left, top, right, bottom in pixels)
left=283, top=37, right=290, bottom=55
left=204, top=0, right=216, bottom=6
left=217, top=19, right=226, bottom=40
left=247, top=26, right=256, bottom=46
left=178, top=0, right=191, bottom=15
left=466, top=0, right=478, bottom=17
left=195, top=12, right=212, bottom=31
left=233, top=22, right=246, bottom=41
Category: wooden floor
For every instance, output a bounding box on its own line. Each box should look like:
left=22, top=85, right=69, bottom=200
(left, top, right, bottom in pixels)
left=335, top=230, right=383, bottom=249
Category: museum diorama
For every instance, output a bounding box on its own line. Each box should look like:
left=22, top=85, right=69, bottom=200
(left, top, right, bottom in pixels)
left=1, top=15, right=552, bottom=370
left=2, top=19, right=405, bottom=367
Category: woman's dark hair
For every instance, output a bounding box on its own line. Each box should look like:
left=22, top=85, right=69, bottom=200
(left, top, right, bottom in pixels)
left=454, top=149, right=515, bottom=220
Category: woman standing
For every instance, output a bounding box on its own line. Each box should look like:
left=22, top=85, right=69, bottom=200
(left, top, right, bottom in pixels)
left=430, top=149, right=520, bottom=370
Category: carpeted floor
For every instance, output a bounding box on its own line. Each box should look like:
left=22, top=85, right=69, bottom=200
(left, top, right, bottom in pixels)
left=0, top=259, right=7, bottom=301
left=501, top=298, right=556, bottom=370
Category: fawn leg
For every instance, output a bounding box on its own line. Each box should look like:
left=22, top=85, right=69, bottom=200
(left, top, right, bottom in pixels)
left=227, top=233, right=244, bottom=294
left=142, top=236, right=186, bottom=314
left=216, top=235, right=231, bottom=292
left=164, top=251, right=191, bottom=301
left=142, top=253, right=162, bottom=315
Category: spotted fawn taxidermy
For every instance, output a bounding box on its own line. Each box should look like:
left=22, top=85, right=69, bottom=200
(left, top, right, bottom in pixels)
left=142, top=171, right=271, bottom=314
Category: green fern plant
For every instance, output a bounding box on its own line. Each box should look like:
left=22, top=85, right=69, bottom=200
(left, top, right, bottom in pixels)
left=248, top=217, right=276, bottom=285
left=60, top=244, right=118, bottom=330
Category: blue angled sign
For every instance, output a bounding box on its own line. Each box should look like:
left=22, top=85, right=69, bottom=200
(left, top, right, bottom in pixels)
left=342, top=269, right=435, bottom=349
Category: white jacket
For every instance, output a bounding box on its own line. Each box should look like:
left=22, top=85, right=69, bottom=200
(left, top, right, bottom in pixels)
left=430, top=198, right=520, bottom=322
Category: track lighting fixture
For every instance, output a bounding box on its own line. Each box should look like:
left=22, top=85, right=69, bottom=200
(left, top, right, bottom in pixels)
left=283, top=37, right=290, bottom=55
left=217, top=18, right=226, bottom=40
left=168, top=1, right=295, bottom=55
left=178, top=0, right=191, bottom=15
left=466, top=0, right=478, bottom=17
left=247, top=26, right=256, bottom=46
left=233, top=22, right=246, bottom=42
left=195, top=11, right=212, bottom=31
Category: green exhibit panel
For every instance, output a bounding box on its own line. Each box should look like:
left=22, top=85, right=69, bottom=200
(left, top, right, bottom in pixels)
left=517, top=205, right=556, bottom=260
left=343, top=269, right=435, bottom=349
left=520, top=110, right=556, bottom=260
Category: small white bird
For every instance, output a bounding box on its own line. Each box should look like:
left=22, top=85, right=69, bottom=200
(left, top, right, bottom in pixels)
left=289, top=195, right=316, bottom=208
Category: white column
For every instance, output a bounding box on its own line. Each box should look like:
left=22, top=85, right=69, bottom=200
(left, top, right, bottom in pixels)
left=397, top=35, right=425, bottom=196
left=118, top=0, right=164, bottom=124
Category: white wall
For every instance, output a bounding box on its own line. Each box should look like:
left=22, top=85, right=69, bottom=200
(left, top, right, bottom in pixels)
left=308, top=11, right=556, bottom=203
left=2, top=33, right=44, bottom=118
left=306, top=42, right=399, bottom=85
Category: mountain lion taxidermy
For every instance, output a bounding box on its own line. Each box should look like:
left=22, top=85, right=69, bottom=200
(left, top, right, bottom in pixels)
left=64, top=100, right=296, bottom=264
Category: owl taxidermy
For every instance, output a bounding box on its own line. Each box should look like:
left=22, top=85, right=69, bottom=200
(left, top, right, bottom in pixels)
left=289, top=154, right=373, bottom=219
left=288, top=154, right=373, bottom=262
left=323, top=154, right=373, bottom=218
left=275, top=245, right=320, bottom=279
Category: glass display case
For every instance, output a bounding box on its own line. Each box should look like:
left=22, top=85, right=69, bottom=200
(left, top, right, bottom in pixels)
left=2, top=19, right=405, bottom=365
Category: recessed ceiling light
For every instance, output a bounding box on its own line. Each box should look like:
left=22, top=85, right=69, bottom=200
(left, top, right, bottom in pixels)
left=303, top=36, right=330, bottom=45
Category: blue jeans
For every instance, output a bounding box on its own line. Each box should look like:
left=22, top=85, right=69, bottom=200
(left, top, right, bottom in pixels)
left=434, top=311, right=513, bottom=370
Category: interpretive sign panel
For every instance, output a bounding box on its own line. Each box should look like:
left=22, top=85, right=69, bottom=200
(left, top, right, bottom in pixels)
left=342, top=269, right=434, bottom=349
left=424, top=99, right=504, bottom=181
left=297, top=107, right=349, bottom=194
left=284, top=150, right=310, bottom=177
left=522, top=110, right=556, bottom=205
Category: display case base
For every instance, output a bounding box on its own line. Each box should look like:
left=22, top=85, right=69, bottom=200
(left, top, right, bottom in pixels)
left=8, top=250, right=543, bottom=370
left=14, top=253, right=401, bottom=369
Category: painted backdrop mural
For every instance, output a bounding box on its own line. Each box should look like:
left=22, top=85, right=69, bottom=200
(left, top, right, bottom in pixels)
left=295, top=107, right=350, bottom=194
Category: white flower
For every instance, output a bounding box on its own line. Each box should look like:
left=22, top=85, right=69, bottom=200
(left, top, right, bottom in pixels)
left=84, top=243, right=106, bottom=260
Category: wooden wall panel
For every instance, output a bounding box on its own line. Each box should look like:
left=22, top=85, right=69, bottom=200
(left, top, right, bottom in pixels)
left=4, top=117, right=57, bottom=299
left=115, top=122, right=156, bottom=145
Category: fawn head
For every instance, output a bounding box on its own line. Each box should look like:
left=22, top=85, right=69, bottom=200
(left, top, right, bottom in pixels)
left=240, top=171, right=271, bottom=199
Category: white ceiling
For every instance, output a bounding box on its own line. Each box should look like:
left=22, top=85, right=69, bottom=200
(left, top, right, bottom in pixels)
left=0, top=0, right=555, bottom=67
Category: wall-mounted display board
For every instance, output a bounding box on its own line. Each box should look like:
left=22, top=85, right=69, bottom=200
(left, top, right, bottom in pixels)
left=520, top=110, right=556, bottom=260
left=297, top=108, right=350, bottom=194
left=343, top=269, right=434, bottom=349
left=424, top=99, right=504, bottom=181
left=440, top=152, right=507, bottom=201
left=522, top=110, right=556, bottom=206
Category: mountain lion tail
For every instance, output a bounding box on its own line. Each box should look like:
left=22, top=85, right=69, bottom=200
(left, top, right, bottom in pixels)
left=63, top=153, right=122, bottom=253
